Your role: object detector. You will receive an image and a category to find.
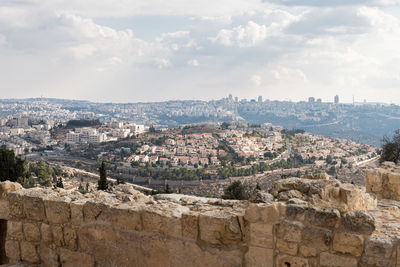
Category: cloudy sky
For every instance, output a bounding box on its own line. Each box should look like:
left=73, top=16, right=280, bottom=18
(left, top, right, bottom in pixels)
left=1, top=0, right=400, bottom=103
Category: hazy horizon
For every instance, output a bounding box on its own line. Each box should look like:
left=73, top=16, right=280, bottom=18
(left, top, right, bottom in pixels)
left=1, top=1, right=400, bottom=104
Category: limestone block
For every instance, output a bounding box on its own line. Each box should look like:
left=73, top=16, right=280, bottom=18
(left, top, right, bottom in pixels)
left=70, top=201, right=84, bottom=226
left=244, top=203, right=261, bottom=223
left=388, top=172, right=400, bottom=185
left=361, top=256, right=395, bottom=267
left=276, top=239, right=298, bottom=256
left=24, top=196, right=46, bottom=221
left=7, top=193, right=24, bottom=219
left=299, top=246, right=317, bottom=257
left=320, top=252, right=358, bottom=267
left=333, top=232, right=364, bottom=257
left=199, top=213, right=242, bottom=245
left=100, top=205, right=142, bottom=231
left=286, top=204, right=307, bottom=221
left=83, top=201, right=104, bottom=222
left=276, top=254, right=309, bottom=267
left=301, top=225, right=332, bottom=252
left=39, top=244, right=59, bottom=267
left=23, top=222, right=41, bottom=242
left=364, top=236, right=394, bottom=259
left=248, top=223, right=273, bottom=249
left=366, top=170, right=382, bottom=193
left=276, top=220, right=304, bottom=243
left=5, top=240, right=20, bottom=262
left=20, top=241, right=40, bottom=263
left=63, top=227, right=77, bottom=250
left=45, top=200, right=71, bottom=224
left=260, top=202, right=282, bottom=224
left=59, top=248, right=95, bottom=267
left=0, top=181, right=22, bottom=199
left=181, top=212, right=198, bottom=240
left=52, top=225, right=64, bottom=247
left=142, top=210, right=182, bottom=238
left=78, top=223, right=121, bottom=253
left=306, top=207, right=340, bottom=228
left=7, top=220, right=23, bottom=240
left=41, top=223, right=53, bottom=245
left=0, top=199, right=9, bottom=219
left=245, top=246, right=274, bottom=267
left=341, top=211, right=376, bottom=234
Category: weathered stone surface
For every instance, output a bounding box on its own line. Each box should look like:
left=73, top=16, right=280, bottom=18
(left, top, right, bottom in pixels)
left=100, top=205, right=142, bottom=231
left=63, top=227, right=77, bottom=250
left=39, top=244, right=59, bottom=267
left=20, top=241, right=40, bottom=263
left=341, top=211, right=376, bottom=234
left=302, top=225, right=332, bottom=252
left=7, top=220, right=23, bottom=240
left=366, top=168, right=400, bottom=201
left=299, top=246, right=317, bottom=257
left=276, top=239, right=298, bottom=256
left=23, top=222, right=41, bottom=242
left=83, top=201, right=104, bottom=222
left=23, top=195, right=46, bottom=221
left=248, top=223, right=273, bottom=249
left=320, top=252, right=358, bottom=267
left=41, top=223, right=53, bottom=245
left=276, top=254, right=309, bottom=267
left=7, top=193, right=24, bottom=219
left=52, top=225, right=64, bottom=247
left=5, top=240, right=20, bottom=261
left=360, top=256, right=395, bottom=267
left=59, top=248, right=95, bottom=267
left=364, top=236, right=394, bottom=259
left=244, top=203, right=261, bottom=223
left=306, top=207, right=340, bottom=228
left=249, top=191, right=274, bottom=203
left=333, top=232, right=363, bottom=256
left=260, top=202, right=282, bottom=224
left=0, top=181, right=22, bottom=199
left=181, top=212, right=198, bottom=240
left=70, top=201, right=85, bottom=226
left=0, top=199, right=9, bottom=219
left=199, top=213, right=242, bottom=245
left=276, top=220, right=304, bottom=243
left=45, top=199, right=71, bottom=224
left=286, top=204, right=307, bottom=221
left=245, top=246, right=273, bottom=267
left=142, top=210, right=182, bottom=238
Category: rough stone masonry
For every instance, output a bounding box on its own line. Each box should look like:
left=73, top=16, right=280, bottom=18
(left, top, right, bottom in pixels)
left=0, top=165, right=399, bottom=266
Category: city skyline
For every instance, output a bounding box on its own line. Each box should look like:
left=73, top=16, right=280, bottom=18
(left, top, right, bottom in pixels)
left=1, top=1, right=400, bottom=104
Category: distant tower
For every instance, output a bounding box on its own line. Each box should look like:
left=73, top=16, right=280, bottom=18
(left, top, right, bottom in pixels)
left=228, top=94, right=233, bottom=100
left=334, top=95, right=339, bottom=104
left=234, top=96, right=238, bottom=103
left=308, top=97, right=315, bottom=103
left=258, top=96, right=263, bottom=103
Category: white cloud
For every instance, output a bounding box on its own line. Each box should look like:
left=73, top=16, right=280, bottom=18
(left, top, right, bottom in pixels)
left=250, top=75, right=262, bottom=86
left=188, top=59, right=199, bottom=66
left=0, top=1, right=400, bottom=103
left=212, top=21, right=268, bottom=47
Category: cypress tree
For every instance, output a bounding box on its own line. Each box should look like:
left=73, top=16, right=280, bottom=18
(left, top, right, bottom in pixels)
left=98, top=161, right=108, bottom=190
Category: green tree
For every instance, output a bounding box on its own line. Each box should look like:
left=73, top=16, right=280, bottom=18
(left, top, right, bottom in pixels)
left=98, top=161, right=108, bottom=190
left=381, top=129, right=400, bottom=164
left=222, top=181, right=247, bottom=200
left=56, top=177, right=64, bottom=188
left=38, top=160, right=52, bottom=187
left=0, top=148, right=17, bottom=181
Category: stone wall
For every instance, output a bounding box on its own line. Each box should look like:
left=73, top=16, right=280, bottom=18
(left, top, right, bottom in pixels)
left=366, top=166, right=400, bottom=200
left=0, top=177, right=398, bottom=267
